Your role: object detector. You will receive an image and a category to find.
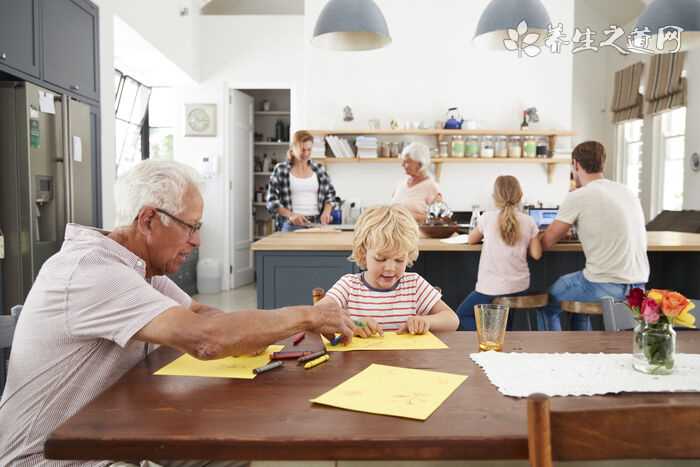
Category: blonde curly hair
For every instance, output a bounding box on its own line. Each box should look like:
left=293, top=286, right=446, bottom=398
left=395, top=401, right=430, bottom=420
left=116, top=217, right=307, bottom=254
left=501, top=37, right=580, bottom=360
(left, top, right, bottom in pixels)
left=349, top=205, right=420, bottom=269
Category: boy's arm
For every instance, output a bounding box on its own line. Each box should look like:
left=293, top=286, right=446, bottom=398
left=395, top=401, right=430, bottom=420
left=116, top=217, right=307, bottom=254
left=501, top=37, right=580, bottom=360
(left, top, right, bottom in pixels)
left=425, top=300, right=459, bottom=331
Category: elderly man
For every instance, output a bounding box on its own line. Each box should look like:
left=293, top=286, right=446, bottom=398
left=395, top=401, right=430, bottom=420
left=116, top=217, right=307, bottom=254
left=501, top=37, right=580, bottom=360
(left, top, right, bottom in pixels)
left=0, top=160, right=355, bottom=466
left=540, top=141, right=649, bottom=331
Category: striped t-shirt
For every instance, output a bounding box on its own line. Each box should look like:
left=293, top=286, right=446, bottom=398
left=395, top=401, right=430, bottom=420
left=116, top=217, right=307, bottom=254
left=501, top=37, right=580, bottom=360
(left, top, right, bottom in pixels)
left=326, top=272, right=442, bottom=331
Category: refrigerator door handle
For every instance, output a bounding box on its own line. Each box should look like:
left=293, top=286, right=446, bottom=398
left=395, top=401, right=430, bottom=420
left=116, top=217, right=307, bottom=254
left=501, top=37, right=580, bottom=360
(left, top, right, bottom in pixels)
left=52, top=93, right=68, bottom=238
left=62, top=97, right=73, bottom=223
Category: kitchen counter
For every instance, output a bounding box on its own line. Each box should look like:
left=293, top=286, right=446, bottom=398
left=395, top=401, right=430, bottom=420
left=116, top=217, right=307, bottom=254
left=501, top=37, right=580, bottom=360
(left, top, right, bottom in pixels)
left=251, top=230, right=700, bottom=252
left=253, top=231, right=700, bottom=328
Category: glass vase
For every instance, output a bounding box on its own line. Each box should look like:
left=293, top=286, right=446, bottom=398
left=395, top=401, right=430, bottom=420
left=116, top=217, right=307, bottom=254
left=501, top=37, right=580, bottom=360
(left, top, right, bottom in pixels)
left=633, top=320, right=676, bottom=375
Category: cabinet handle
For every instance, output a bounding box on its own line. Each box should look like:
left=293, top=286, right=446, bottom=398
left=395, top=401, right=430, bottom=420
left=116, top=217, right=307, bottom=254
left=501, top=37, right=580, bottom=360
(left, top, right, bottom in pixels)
left=0, top=53, right=6, bottom=60
left=71, top=85, right=80, bottom=91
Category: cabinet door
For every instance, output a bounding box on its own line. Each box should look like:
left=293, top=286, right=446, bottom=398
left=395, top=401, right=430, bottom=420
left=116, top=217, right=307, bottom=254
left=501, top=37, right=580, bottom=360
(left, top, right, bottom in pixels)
left=41, top=0, right=99, bottom=101
left=0, top=0, right=40, bottom=77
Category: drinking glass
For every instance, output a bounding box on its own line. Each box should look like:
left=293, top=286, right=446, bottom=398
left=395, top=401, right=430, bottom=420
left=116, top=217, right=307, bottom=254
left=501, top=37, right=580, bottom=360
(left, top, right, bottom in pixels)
left=474, top=304, right=509, bottom=351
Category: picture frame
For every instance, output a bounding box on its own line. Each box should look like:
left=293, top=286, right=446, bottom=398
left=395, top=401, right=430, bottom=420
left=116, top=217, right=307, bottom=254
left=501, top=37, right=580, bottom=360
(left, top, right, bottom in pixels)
left=185, top=103, right=217, bottom=137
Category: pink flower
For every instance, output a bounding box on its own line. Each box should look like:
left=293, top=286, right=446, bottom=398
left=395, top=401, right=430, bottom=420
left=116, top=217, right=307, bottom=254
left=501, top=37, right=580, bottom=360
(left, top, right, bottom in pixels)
left=641, top=298, right=661, bottom=324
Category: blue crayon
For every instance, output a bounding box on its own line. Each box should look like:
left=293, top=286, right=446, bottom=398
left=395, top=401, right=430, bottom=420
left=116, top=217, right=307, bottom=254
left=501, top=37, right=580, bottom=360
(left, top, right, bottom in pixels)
left=330, top=334, right=343, bottom=346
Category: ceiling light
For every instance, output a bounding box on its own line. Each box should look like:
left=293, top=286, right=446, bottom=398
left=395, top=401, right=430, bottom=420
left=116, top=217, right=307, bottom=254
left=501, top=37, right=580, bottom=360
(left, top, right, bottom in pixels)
left=636, top=0, right=700, bottom=53
left=474, top=0, right=551, bottom=50
left=312, top=0, right=391, bottom=51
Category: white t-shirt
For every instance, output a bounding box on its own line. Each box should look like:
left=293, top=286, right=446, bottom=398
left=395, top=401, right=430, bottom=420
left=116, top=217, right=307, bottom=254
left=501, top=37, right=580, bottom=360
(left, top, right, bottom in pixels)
left=556, top=178, right=649, bottom=284
left=391, top=177, right=442, bottom=221
left=475, top=210, right=539, bottom=295
left=290, top=172, right=320, bottom=216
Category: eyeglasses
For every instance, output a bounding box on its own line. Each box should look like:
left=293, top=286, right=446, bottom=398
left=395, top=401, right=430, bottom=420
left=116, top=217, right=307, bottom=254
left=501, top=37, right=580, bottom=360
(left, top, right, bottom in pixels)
left=155, top=208, right=202, bottom=237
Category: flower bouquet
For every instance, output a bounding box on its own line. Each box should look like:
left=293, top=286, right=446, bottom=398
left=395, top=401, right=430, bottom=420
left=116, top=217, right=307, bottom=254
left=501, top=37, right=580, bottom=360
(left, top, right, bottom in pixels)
left=625, top=288, right=696, bottom=374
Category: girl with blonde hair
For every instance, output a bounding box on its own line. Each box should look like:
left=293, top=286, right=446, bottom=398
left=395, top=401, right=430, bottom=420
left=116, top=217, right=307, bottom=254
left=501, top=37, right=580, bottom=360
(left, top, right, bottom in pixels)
left=456, top=175, right=543, bottom=330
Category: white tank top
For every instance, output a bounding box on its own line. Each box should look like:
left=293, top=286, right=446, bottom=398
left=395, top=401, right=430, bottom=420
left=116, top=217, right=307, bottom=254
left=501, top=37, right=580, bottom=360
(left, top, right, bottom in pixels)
left=290, top=172, right=320, bottom=216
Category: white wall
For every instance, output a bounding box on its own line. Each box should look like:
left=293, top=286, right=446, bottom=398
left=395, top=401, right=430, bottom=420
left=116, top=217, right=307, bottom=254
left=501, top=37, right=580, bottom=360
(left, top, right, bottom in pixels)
left=684, top=50, right=700, bottom=210
left=303, top=0, right=575, bottom=211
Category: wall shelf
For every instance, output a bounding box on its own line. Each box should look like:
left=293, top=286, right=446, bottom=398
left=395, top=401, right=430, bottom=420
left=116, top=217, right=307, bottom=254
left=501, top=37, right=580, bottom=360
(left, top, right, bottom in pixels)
left=255, top=142, right=288, bottom=147
left=255, top=111, right=290, bottom=116
left=254, top=172, right=272, bottom=175
left=308, top=129, right=575, bottom=137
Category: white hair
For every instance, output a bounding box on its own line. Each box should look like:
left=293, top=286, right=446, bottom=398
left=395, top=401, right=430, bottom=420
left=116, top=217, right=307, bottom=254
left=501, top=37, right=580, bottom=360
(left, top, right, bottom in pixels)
left=113, top=160, right=202, bottom=228
left=400, top=142, right=432, bottom=175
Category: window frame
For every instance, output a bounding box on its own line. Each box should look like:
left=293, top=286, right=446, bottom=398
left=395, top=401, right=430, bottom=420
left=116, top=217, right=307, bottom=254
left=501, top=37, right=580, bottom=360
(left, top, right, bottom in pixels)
left=651, top=107, right=687, bottom=217
left=615, top=119, right=644, bottom=197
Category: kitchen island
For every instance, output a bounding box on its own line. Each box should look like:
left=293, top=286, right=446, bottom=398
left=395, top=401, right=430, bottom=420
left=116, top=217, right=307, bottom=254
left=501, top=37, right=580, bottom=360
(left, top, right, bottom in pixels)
left=252, top=231, right=700, bottom=325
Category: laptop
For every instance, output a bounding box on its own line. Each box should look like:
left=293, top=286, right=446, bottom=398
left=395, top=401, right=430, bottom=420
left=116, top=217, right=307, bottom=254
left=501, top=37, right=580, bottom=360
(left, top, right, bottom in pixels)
left=529, top=208, right=580, bottom=243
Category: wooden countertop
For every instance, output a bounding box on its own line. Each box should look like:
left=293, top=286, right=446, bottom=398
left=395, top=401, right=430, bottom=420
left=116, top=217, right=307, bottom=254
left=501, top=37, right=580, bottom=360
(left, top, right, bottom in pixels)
left=251, top=230, right=700, bottom=252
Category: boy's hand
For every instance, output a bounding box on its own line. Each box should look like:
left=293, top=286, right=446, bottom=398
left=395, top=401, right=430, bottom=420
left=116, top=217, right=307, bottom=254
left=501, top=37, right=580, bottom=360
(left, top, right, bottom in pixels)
left=353, top=318, right=384, bottom=338
left=397, top=316, right=430, bottom=335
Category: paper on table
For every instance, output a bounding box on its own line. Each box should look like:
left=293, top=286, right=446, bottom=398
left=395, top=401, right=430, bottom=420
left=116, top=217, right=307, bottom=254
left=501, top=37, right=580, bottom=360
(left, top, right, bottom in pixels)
left=323, top=331, right=448, bottom=351
left=154, top=345, right=284, bottom=379
left=311, top=364, right=467, bottom=420
left=440, top=234, right=470, bottom=245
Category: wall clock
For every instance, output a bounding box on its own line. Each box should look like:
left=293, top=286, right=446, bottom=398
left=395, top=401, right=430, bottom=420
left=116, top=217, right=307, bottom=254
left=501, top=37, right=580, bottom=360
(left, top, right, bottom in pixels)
left=185, top=104, right=217, bottom=137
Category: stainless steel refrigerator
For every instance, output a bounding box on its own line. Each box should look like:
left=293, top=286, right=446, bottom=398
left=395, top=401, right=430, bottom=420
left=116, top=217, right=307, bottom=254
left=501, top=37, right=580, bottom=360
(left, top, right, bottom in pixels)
left=0, top=81, right=94, bottom=312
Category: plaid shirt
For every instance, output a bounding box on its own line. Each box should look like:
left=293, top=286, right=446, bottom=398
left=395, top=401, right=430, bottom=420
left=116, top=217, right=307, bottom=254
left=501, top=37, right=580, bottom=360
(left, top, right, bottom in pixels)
left=266, top=160, right=336, bottom=229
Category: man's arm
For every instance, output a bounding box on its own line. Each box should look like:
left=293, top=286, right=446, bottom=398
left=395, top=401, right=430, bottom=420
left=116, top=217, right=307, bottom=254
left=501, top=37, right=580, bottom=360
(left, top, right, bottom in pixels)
left=190, top=300, right=225, bottom=317
left=541, top=220, right=572, bottom=250
left=135, top=301, right=355, bottom=360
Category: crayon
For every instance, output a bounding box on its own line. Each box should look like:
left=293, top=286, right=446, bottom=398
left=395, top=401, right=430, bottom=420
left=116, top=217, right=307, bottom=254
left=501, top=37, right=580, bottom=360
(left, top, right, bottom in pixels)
left=292, top=332, right=306, bottom=345
left=303, top=354, right=330, bottom=369
left=297, top=349, right=327, bottom=364
left=271, top=351, right=309, bottom=360
left=253, top=360, right=283, bottom=374
left=329, top=335, right=343, bottom=346
left=353, top=319, right=366, bottom=328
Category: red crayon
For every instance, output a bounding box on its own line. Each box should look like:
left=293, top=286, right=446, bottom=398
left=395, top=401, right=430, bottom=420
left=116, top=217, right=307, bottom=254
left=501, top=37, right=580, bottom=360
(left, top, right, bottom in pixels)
left=292, top=332, right=306, bottom=346
left=271, top=351, right=309, bottom=360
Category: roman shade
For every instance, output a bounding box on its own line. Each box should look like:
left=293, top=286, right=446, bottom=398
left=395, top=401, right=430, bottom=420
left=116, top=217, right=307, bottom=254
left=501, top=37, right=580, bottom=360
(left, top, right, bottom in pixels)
left=611, top=62, right=645, bottom=123
left=645, top=52, right=687, bottom=115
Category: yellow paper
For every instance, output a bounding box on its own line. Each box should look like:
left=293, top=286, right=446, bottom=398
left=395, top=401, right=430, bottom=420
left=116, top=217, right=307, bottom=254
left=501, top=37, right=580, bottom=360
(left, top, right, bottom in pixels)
left=324, top=331, right=448, bottom=351
left=310, top=364, right=467, bottom=420
left=154, top=345, right=284, bottom=379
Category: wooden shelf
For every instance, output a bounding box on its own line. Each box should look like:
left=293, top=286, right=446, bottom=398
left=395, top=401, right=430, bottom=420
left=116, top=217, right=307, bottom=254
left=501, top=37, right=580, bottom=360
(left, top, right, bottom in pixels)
left=308, top=129, right=575, bottom=137
left=253, top=202, right=266, bottom=207
left=319, top=157, right=571, bottom=164
left=255, top=111, right=290, bottom=116
left=255, top=142, right=288, bottom=147
left=254, top=172, right=272, bottom=175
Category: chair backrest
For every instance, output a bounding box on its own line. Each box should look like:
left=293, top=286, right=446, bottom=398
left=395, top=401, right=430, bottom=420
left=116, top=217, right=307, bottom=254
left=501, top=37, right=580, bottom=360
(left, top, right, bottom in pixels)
left=601, top=298, right=637, bottom=331
left=527, top=393, right=700, bottom=466
left=312, top=288, right=325, bottom=304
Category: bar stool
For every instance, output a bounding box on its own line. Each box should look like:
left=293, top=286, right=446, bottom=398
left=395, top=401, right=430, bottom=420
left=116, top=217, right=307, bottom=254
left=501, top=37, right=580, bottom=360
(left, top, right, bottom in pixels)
left=560, top=300, right=604, bottom=330
left=492, top=293, right=548, bottom=331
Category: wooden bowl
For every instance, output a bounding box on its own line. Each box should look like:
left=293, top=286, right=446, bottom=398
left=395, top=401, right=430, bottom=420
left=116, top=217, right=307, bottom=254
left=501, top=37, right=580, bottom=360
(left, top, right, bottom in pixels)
left=419, top=223, right=460, bottom=239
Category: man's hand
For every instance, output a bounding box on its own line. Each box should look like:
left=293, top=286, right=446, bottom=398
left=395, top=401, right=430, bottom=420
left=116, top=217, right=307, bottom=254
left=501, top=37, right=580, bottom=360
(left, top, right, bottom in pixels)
left=289, top=213, right=309, bottom=226
left=353, top=317, right=384, bottom=338
left=311, top=300, right=356, bottom=344
left=397, top=316, right=430, bottom=335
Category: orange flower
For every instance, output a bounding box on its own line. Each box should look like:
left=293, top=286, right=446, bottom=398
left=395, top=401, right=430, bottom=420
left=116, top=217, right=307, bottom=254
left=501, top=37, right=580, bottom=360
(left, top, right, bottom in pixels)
left=661, top=291, right=690, bottom=317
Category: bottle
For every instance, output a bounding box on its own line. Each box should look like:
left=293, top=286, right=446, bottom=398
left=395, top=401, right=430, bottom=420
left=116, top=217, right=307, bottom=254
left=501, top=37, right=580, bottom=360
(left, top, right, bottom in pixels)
left=469, top=204, right=481, bottom=230
left=275, top=120, right=285, bottom=142
left=262, top=153, right=270, bottom=172
left=520, top=111, right=529, bottom=131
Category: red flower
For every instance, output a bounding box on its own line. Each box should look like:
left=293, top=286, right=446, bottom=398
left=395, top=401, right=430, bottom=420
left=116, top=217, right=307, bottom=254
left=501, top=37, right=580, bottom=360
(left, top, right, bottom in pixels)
left=627, top=288, right=645, bottom=308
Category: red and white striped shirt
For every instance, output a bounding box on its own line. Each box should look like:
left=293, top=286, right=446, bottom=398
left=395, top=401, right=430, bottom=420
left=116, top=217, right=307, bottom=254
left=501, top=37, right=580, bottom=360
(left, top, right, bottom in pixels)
left=326, top=273, right=441, bottom=331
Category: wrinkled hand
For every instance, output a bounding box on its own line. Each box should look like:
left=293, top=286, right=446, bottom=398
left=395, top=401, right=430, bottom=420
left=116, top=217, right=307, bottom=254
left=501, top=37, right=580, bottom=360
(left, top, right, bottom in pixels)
left=354, top=318, right=384, bottom=338
left=397, top=316, right=430, bottom=335
left=312, top=301, right=355, bottom=345
left=289, top=213, right=309, bottom=226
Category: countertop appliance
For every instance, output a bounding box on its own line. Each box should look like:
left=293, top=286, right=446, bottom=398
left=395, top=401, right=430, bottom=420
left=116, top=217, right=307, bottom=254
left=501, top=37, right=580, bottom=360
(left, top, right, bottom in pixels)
left=0, top=81, right=94, bottom=313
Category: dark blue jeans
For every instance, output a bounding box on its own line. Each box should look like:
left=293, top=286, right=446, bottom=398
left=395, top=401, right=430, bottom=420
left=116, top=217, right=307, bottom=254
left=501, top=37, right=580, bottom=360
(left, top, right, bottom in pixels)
left=457, top=289, right=530, bottom=331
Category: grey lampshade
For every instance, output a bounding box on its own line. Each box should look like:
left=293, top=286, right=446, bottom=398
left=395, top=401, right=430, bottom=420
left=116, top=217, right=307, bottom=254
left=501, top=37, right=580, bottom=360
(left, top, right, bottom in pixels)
left=312, top=0, right=391, bottom=51
left=636, top=0, right=700, bottom=53
left=474, top=0, right=551, bottom=50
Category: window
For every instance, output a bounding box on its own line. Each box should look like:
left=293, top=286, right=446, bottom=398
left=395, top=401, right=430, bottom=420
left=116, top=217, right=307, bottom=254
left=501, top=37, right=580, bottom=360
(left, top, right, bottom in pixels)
left=654, top=107, right=686, bottom=213
left=616, top=120, right=643, bottom=196
left=147, top=87, right=175, bottom=161
left=114, top=70, right=151, bottom=177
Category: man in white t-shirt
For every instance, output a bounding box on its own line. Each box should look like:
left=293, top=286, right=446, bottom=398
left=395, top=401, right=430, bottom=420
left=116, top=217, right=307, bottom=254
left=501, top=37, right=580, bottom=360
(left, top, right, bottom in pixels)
left=540, top=141, right=649, bottom=331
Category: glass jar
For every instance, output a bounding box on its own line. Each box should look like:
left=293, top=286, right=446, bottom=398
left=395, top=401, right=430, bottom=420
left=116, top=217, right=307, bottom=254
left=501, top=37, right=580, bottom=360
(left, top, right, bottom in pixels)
left=536, top=137, right=549, bottom=158
left=439, top=140, right=449, bottom=158
left=633, top=321, right=676, bottom=375
left=480, top=136, right=495, bottom=158
left=495, top=136, right=508, bottom=158
left=465, top=136, right=480, bottom=158
left=508, top=136, right=522, bottom=158
left=523, top=136, right=537, bottom=158
left=450, top=135, right=465, bottom=158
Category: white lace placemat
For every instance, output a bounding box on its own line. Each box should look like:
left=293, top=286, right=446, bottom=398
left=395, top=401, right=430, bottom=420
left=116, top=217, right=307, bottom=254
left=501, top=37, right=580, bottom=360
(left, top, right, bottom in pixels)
left=470, top=352, right=700, bottom=397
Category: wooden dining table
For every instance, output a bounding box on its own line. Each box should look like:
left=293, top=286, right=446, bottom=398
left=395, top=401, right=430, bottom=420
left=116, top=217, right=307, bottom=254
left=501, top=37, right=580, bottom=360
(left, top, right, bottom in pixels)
left=45, top=332, right=700, bottom=462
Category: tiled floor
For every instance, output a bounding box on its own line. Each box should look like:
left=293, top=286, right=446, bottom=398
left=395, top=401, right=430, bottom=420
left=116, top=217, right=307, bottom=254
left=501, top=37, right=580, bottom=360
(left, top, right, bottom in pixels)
left=193, top=283, right=257, bottom=311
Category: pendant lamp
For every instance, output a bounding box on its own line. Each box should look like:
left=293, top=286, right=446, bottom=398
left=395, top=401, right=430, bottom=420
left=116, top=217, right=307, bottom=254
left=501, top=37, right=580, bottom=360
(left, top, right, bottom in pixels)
left=636, top=0, right=700, bottom=53
left=474, top=0, right=551, bottom=50
left=312, top=0, right=391, bottom=51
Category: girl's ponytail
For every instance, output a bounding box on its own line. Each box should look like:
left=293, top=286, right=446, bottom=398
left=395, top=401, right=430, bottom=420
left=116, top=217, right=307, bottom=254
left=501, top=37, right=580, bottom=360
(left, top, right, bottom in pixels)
left=493, top=176, right=523, bottom=246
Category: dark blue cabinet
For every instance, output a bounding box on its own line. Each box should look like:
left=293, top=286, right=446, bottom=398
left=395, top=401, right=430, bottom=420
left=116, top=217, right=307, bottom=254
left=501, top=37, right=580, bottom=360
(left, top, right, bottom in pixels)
left=0, top=0, right=41, bottom=78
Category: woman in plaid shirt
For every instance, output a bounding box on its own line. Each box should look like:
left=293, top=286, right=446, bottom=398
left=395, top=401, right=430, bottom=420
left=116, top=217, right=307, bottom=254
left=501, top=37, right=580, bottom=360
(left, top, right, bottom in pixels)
left=266, top=130, right=337, bottom=231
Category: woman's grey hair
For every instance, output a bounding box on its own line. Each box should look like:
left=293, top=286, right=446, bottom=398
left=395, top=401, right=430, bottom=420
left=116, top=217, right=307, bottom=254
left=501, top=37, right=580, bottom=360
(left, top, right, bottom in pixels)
left=113, top=160, right=202, bottom=228
left=400, top=142, right=432, bottom=175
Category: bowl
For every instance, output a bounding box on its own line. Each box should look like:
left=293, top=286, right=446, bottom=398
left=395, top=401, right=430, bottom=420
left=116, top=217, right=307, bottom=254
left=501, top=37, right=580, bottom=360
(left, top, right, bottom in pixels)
left=419, top=223, right=460, bottom=239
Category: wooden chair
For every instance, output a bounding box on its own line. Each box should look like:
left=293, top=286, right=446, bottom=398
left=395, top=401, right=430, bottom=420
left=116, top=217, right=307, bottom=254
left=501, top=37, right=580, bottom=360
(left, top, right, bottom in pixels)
left=493, top=293, right=548, bottom=331
left=1, top=305, right=22, bottom=395
left=527, top=393, right=700, bottom=466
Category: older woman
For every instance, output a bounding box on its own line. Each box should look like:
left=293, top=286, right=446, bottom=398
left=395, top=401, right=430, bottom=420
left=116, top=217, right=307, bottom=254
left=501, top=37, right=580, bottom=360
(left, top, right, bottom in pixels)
left=391, top=142, right=444, bottom=223
left=267, top=130, right=337, bottom=231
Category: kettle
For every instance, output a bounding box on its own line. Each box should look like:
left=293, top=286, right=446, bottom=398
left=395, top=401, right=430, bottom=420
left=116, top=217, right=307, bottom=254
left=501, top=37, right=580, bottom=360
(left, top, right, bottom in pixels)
left=444, top=108, right=464, bottom=130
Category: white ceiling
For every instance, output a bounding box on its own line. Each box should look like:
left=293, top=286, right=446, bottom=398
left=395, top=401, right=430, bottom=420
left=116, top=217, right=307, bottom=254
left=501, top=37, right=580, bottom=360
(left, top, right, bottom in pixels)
left=201, top=0, right=304, bottom=15
left=584, top=0, right=646, bottom=27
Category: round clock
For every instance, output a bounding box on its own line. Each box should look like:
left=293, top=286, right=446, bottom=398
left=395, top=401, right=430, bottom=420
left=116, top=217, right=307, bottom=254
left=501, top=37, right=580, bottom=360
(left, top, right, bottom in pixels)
left=691, top=153, right=700, bottom=172
left=187, top=108, right=211, bottom=133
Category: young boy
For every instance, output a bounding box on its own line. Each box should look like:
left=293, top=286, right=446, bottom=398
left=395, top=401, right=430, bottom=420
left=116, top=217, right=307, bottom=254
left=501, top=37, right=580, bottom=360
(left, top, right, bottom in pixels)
left=317, top=205, right=459, bottom=337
